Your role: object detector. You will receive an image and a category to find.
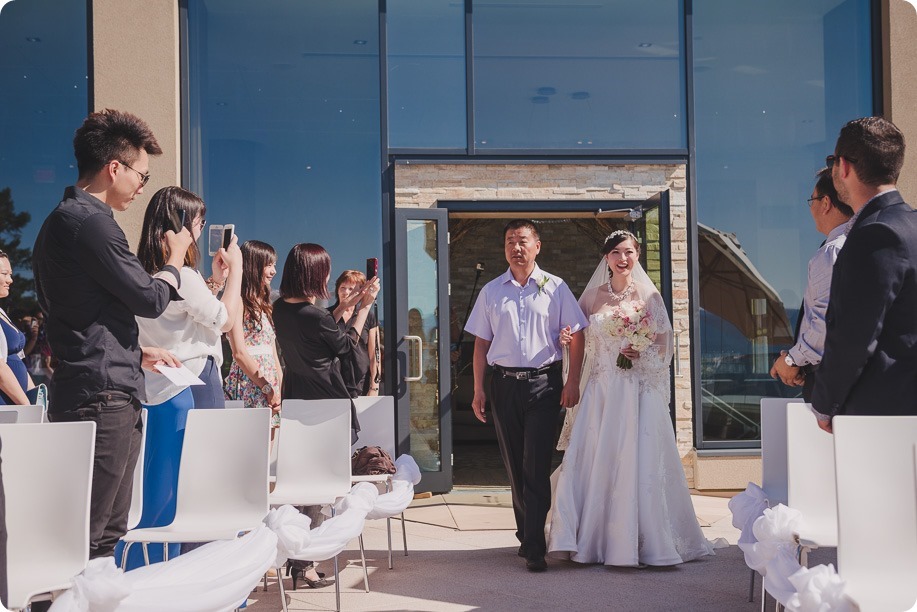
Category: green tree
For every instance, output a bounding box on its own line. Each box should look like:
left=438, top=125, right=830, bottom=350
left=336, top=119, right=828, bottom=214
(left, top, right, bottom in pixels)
left=0, top=187, right=39, bottom=317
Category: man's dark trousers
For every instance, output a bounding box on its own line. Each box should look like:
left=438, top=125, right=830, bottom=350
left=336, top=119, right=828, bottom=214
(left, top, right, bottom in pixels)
left=49, top=390, right=143, bottom=558
left=490, top=366, right=562, bottom=558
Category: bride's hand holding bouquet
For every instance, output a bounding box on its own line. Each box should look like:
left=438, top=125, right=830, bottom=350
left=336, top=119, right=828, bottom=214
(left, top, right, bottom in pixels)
left=603, top=299, right=658, bottom=370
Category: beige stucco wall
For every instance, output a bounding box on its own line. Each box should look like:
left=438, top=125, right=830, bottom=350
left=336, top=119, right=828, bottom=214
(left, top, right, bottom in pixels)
left=91, top=0, right=180, bottom=249
left=395, top=163, right=698, bottom=486
left=886, top=0, right=917, bottom=202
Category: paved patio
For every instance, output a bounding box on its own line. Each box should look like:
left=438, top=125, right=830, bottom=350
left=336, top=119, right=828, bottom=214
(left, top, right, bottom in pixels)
left=243, top=488, right=835, bottom=611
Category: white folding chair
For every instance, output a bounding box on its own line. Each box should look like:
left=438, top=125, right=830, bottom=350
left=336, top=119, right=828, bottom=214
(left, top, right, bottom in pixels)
left=225, top=400, right=245, bottom=409
left=1, top=421, right=95, bottom=611
left=749, top=398, right=794, bottom=605
left=120, top=408, right=270, bottom=567
left=126, top=408, right=149, bottom=531
left=271, top=398, right=363, bottom=612
left=833, top=416, right=917, bottom=612
left=352, top=395, right=408, bottom=571
left=786, top=402, right=837, bottom=565
left=0, top=405, right=43, bottom=424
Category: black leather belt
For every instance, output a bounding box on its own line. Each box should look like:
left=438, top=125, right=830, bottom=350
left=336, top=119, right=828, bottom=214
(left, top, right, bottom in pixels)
left=494, top=362, right=561, bottom=381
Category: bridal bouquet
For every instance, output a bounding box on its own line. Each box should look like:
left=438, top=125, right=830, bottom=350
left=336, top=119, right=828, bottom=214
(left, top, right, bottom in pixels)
left=602, top=299, right=658, bottom=370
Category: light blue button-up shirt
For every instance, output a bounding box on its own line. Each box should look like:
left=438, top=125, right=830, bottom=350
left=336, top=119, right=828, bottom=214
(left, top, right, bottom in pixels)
left=788, top=223, right=847, bottom=366
left=464, top=264, right=589, bottom=368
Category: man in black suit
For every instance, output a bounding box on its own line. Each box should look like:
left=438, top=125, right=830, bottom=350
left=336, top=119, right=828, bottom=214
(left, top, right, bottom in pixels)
left=812, top=116, right=917, bottom=431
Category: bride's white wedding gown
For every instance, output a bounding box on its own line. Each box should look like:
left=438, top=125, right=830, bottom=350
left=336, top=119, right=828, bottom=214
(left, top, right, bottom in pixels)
left=548, top=299, right=714, bottom=566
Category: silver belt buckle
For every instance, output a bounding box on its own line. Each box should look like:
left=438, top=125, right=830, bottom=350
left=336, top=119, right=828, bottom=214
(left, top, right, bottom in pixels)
left=515, top=371, right=528, bottom=380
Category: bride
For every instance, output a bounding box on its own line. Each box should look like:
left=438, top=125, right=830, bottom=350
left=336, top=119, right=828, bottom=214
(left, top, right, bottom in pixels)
left=547, top=230, right=713, bottom=566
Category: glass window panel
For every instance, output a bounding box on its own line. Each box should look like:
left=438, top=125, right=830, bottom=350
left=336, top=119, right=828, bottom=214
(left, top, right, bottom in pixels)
left=693, top=0, right=873, bottom=445
left=186, top=0, right=382, bottom=296
left=388, top=0, right=466, bottom=149
left=0, top=0, right=88, bottom=313
left=472, top=0, right=685, bottom=150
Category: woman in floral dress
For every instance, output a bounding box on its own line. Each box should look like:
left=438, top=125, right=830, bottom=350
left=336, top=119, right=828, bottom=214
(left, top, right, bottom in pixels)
left=225, top=240, right=282, bottom=427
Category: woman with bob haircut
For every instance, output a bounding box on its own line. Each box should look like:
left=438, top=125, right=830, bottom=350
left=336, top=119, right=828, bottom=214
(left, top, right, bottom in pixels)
left=127, top=186, right=243, bottom=567
left=272, top=242, right=379, bottom=589
left=329, top=269, right=380, bottom=397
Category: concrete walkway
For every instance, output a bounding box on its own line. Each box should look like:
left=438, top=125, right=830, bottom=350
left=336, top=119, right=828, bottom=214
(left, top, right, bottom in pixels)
left=244, top=489, right=803, bottom=611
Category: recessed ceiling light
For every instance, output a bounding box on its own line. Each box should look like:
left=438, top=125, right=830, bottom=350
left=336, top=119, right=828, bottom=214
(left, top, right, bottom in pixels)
left=353, top=39, right=367, bottom=45
left=26, top=37, right=41, bottom=43
left=216, top=101, right=228, bottom=107
left=638, top=42, right=652, bottom=48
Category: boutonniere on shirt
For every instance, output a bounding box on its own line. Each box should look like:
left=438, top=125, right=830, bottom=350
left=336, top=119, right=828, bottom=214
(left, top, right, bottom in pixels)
left=536, top=275, right=551, bottom=296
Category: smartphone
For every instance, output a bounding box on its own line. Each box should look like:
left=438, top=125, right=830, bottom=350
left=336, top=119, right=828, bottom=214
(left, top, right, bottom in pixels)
left=222, top=224, right=235, bottom=249
left=366, top=257, right=378, bottom=280
left=167, top=209, right=185, bottom=233
left=208, top=225, right=224, bottom=256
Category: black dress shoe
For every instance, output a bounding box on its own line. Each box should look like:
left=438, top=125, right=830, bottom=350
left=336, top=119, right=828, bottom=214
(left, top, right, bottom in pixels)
left=525, top=555, right=547, bottom=572
left=517, top=544, right=528, bottom=558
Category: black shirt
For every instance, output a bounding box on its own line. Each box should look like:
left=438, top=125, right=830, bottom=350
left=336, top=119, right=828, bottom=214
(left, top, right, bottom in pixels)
left=273, top=300, right=358, bottom=400
left=329, top=305, right=377, bottom=397
left=32, top=187, right=181, bottom=413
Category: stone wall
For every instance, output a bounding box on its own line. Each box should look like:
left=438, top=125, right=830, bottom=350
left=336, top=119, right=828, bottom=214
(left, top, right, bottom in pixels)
left=394, top=163, right=696, bottom=485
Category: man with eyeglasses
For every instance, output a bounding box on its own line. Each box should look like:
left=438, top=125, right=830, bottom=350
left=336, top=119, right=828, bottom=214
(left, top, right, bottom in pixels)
left=812, top=116, right=917, bottom=431
left=770, top=167, right=852, bottom=401
left=32, top=109, right=194, bottom=561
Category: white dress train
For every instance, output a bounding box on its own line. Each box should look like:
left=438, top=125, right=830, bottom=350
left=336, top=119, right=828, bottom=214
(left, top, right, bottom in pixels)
left=548, top=305, right=714, bottom=566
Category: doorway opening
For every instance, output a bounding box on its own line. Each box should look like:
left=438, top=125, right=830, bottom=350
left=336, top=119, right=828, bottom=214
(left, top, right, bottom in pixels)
left=447, top=208, right=655, bottom=487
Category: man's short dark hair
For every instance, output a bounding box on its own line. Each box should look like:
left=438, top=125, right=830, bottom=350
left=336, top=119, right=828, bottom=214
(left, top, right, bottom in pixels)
left=503, top=219, right=539, bottom=241
left=815, top=167, right=854, bottom=217
left=73, top=109, right=162, bottom=179
left=279, top=243, right=331, bottom=300
left=835, top=116, right=905, bottom=187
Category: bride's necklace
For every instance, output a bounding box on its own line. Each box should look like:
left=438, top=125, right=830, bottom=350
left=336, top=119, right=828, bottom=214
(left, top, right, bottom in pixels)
left=607, top=279, right=635, bottom=301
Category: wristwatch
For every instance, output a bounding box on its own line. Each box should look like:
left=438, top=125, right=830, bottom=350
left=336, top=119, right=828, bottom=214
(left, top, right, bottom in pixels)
left=784, top=354, right=797, bottom=367
left=261, top=382, right=274, bottom=396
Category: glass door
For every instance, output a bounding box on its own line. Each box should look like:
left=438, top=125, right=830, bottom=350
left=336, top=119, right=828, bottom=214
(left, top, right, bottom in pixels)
left=394, top=207, right=452, bottom=492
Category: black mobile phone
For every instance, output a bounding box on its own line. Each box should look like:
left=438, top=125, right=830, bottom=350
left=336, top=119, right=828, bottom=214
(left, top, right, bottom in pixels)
left=366, top=257, right=378, bottom=280
left=222, top=224, right=235, bottom=249
left=168, top=209, right=185, bottom=233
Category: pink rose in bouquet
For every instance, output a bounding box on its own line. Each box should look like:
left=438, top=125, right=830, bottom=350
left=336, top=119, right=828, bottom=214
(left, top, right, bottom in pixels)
left=602, top=299, right=658, bottom=369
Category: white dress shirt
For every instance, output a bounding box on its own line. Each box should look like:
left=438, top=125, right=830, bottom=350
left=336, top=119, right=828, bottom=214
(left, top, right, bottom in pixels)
left=136, top=266, right=228, bottom=405
left=788, top=223, right=847, bottom=366
left=464, top=264, right=588, bottom=369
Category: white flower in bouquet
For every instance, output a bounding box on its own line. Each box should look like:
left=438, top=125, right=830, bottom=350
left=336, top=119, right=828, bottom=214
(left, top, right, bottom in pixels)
left=602, top=299, right=658, bottom=369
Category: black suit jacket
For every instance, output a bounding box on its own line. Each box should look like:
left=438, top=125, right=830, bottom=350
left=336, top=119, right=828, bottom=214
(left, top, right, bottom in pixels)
left=812, top=190, right=917, bottom=416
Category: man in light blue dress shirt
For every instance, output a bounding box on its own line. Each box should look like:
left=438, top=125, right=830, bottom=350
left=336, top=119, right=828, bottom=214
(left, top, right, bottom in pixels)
left=465, top=220, right=589, bottom=572
left=770, top=167, right=852, bottom=401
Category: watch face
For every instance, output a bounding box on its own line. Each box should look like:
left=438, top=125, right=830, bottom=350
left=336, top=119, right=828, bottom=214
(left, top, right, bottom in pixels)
left=785, top=355, right=794, bottom=367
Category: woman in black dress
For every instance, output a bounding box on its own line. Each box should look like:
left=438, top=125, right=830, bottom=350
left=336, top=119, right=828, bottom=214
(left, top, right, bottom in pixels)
left=329, top=270, right=380, bottom=398
left=272, top=243, right=379, bottom=588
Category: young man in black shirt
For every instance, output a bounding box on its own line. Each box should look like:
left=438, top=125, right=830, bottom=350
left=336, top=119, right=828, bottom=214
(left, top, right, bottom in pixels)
left=32, top=109, right=193, bottom=559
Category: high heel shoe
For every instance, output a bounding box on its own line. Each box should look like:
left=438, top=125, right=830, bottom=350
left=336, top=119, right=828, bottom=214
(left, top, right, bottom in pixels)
left=285, top=560, right=325, bottom=589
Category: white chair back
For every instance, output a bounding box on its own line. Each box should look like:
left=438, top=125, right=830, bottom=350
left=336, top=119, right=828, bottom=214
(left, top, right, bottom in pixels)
left=224, top=400, right=245, bottom=409
left=126, top=408, right=148, bottom=530
left=833, top=416, right=917, bottom=611
left=352, top=396, right=396, bottom=458
left=786, top=402, right=837, bottom=547
left=172, top=408, right=270, bottom=522
left=1, top=422, right=95, bottom=611
left=271, top=399, right=352, bottom=506
left=760, top=397, right=793, bottom=506
left=0, top=405, right=43, bottom=424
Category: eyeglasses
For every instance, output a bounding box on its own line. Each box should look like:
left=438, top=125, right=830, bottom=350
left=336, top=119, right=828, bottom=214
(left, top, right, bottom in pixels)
left=118, top=160, right=151, bottom=187
left=826, top=154, right=859, bottom=167
left=806, top=194, right=826, bottom=206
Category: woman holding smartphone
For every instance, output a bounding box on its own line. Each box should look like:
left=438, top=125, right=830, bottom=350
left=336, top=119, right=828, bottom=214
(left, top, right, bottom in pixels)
left=125, top=186, right=243, bottom=568
left=272, top=243, right=379, bottom=589
left=329, top=270, right=380, bottom=397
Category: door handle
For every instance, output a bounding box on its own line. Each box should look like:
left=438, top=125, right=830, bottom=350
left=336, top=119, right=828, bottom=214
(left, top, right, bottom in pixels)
left=404, top=335, right=424, bottom=382
left=674, top=330, right=683, bottom=378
